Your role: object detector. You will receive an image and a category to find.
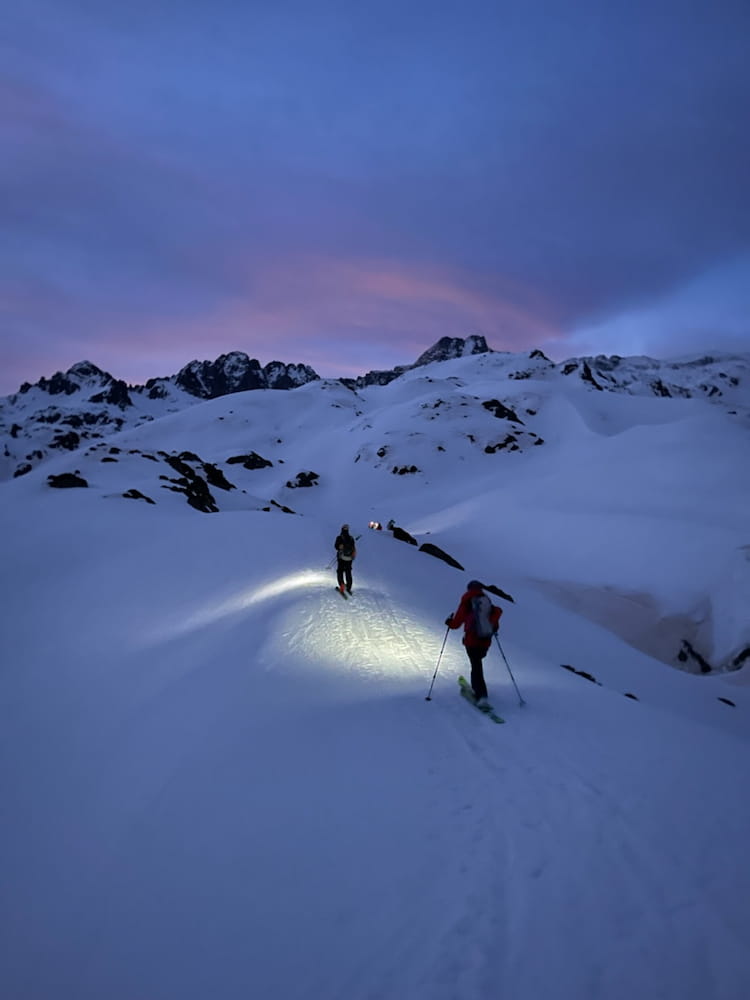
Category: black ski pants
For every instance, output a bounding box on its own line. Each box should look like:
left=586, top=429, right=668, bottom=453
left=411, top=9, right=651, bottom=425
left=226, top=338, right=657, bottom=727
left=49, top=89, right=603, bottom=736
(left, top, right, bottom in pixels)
left=337, top=558, right=353, bottom=591
left=466, top=644, right=489, bottom=700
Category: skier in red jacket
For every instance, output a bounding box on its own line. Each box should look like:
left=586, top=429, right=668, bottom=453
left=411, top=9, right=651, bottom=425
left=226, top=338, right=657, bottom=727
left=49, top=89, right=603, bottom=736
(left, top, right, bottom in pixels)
left=446, top=580, right=502, bottom=706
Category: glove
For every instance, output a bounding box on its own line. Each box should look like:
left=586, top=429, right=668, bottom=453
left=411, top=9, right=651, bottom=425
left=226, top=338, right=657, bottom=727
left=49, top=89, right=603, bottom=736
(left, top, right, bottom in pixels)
left=445, top=616, right=453, bottom=627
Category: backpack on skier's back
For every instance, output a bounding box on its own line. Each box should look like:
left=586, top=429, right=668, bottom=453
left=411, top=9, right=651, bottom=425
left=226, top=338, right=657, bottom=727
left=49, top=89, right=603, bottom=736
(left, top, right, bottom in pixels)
left=337, top=528, right=356, bottom=560
left=470, top=593, right=496, bottom=639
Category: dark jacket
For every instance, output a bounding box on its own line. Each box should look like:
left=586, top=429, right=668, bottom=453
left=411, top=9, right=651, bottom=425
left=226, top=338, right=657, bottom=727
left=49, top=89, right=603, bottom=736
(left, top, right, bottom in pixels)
left=335, top=532, right=356, bottom=561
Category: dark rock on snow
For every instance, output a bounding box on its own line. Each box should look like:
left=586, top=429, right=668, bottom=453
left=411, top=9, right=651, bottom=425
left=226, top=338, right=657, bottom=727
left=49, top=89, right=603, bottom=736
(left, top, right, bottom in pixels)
left=48, top=472, right=88, bottom=488
left=390, top=524, right=418, bottom=546
left=123, top=489, right=156, bottom=504
left=286, top=471, right=319, bottom=488
left=418, top=543, right=465, bottom=570
left=226, top=452, right=273, bottom=470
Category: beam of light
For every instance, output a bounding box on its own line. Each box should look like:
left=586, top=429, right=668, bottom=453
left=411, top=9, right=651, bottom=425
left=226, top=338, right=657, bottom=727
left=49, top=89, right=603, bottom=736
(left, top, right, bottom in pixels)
left=141, top=569, right=332, bottom=645
left=276, top=585, right=443, bottom=682
left=138, top=568, right=448, bottom=686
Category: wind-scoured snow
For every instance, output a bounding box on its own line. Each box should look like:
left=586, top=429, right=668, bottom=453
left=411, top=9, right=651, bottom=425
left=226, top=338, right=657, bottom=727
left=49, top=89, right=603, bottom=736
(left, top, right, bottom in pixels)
left=1, top=348, right=749, bottom=1000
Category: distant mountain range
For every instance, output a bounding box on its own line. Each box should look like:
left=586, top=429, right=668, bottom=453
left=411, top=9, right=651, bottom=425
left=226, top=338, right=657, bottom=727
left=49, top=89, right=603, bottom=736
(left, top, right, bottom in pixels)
left=2, top=336, right=748, bottom=675
left=1, top=335, right=748, bottom=481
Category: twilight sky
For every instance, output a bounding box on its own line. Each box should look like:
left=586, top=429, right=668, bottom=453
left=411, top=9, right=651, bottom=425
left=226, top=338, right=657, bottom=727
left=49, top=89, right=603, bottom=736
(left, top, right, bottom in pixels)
left=2, top=0, right=749, bottom=393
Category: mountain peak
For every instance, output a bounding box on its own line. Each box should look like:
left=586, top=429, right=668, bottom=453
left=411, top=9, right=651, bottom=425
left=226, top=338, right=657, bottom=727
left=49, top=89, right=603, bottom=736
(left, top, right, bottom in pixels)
left=17, top=359, right=114, bottom=397
left=174, top=353, right=319, bottom=399
left=67, top=360, right=108, bottom=381
left=413, top=335, right=490, bottom=368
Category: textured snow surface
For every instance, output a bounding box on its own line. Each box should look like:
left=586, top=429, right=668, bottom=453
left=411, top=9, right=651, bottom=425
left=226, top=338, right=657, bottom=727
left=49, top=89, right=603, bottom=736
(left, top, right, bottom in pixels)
left=1, top=349, right=749, bottom=999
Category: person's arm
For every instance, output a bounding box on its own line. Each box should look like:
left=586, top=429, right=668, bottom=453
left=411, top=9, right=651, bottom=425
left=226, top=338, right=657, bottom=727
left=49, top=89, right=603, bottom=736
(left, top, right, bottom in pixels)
left=446, top=595, right=469, bottom=628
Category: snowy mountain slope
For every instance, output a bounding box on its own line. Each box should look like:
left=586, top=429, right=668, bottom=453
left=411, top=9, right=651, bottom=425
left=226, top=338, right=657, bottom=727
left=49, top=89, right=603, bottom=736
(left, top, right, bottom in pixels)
left=0, top=361, right=197, bottom=482
left=4, top=347, right=750, bottom=674
left=2, top=343, right=748, bottom=481
left=1, top=339, right=492, bottom=481
left=2, top=344, right=750, bottom=997
left=1, top=482, right=748, bottom=1000
left=0, top=353, right=319, bottom=482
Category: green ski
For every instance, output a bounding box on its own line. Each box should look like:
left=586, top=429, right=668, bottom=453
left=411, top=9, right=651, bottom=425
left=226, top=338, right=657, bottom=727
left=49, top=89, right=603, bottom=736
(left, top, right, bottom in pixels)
left=458, top=676, right=505, bottom=724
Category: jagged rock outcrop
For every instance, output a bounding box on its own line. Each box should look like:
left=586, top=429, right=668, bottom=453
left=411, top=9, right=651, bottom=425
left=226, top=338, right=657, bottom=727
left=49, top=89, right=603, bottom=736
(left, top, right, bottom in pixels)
left=50, top=431, right=81, bottom=451
left=22, top=361, right=104, bottom=397
left=20, top=361, right=134, bottom=407
left=412, top=334, right=490, bottom=368
left=159, top=454, right=219, bottom=513
left=89, top=379, right=132, bottom=408
left=554, top=352, right=747, bottom=404
left=202, top=463, right=236, bottom=492
left=172, top=352, right=319, bottom=399
left=343, top=335, right=492, bottom=389
left=482, top=399, right=523, bottom=423
left=1, top=361, right=137, bottom=477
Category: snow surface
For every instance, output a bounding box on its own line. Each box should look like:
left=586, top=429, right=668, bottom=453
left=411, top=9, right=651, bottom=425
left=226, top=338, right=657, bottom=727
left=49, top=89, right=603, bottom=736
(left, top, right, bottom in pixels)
left=1, top=351, right=749, bottom=999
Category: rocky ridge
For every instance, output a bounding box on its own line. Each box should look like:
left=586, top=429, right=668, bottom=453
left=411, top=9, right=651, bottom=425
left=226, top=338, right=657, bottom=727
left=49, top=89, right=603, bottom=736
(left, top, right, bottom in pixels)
left=1, top=339, right=748, bottom=481
left=3, top=343, right=748, bottom=676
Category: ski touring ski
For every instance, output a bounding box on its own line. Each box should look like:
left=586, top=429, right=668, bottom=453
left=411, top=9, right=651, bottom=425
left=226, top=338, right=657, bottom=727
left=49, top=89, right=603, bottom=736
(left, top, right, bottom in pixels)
left=458, top=676, right=505, bottom=724
left=335, top=586, right=349, bottom=599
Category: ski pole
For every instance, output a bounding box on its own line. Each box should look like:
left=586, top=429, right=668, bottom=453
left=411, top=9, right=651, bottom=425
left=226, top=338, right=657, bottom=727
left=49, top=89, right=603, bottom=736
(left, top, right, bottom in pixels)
left=425, top=626, right=451, bottom=701
left=494, top=634, right=525, bottom=706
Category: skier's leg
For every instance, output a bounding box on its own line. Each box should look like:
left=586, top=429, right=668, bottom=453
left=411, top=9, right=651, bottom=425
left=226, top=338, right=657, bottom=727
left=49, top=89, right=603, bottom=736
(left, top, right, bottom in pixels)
left=336, top=560, right=345, bottom=589
left=468, top=647, right=488, bottom=700
left=345, top=564, right=353, bottom=591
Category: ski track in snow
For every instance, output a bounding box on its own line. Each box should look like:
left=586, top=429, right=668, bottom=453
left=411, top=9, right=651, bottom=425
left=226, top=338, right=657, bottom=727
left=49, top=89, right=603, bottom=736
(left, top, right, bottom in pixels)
left=2, top=547, right=748, bottom=1000
left=265, top=573, right=745, bottom=1000
left=432, top=694, right=747, bottom=1000
left=282, top=584, right=513, bottom=999
left=303, top=584, right=747, bottom=1000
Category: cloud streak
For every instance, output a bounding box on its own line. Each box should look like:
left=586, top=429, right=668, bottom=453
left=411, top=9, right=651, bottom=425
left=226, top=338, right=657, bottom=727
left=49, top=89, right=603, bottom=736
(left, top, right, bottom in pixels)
left=566, top=254, right=750, bottom=361
left=6, top=254, right=561, bottom=387
left=2, top=0, right=749, bottom=392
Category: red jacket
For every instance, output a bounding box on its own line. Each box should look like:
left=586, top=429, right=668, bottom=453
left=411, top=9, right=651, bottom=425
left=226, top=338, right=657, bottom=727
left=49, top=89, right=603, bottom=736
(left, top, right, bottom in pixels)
left=448, top=586, right=502, bottom=649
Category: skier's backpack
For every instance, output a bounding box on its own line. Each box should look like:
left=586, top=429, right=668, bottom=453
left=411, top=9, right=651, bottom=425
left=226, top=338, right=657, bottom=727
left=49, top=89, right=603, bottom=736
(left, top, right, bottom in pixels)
left=340, top=535, right=355, bottom=558
left=470, top=593, right=495, bottom=639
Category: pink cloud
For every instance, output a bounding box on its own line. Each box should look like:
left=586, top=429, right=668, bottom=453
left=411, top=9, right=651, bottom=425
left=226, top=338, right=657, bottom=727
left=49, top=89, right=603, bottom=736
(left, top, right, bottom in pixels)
left=101, top=253, right=563, bottom=378
left=223, top=256, right=543, bottom=354
left=2, top=253, right=567, bottom=390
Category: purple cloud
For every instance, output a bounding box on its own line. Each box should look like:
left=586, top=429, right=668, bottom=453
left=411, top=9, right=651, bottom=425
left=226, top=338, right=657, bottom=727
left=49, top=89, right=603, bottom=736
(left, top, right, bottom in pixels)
left=2, top=0, right=749, bottom=393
